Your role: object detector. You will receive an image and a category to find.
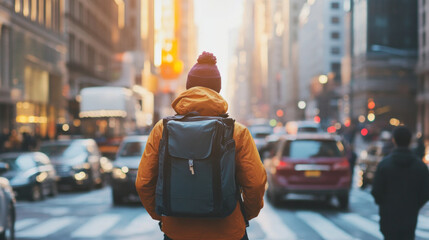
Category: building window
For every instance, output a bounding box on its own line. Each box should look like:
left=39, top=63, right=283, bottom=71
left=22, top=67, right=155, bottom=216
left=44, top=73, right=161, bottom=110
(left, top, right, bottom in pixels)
left=23, top=0, right=30, bottom=17
left=1, top=26, right=10, bottom=89
left=45, top=0, right=51, bottom=29
left=15, top=0, right=22, bottom=13
left=331, top=16, right=340, bottom=24
left=331, top=2, right=339, bottom=9
left=70, top=0, right=74, bottom=17
left=331, top=47, right=341, bottom=55
left=423, top=0, right=426, bottom=6
left=31, top=0, right=38, bottom=21
left=331, top=62, right=341, bottom=82
left=423, top=12, right=426, bottom=28
left=38, top=0, right=44, bottom=25
left=69, top=34, right=75, bottom=61
left=423, top=32, right=426, bottom=47
left=331, top=32, right=340, bottom=39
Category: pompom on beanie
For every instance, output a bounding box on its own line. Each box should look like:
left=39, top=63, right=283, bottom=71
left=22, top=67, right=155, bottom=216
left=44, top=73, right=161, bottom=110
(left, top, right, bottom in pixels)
left=186, top=51, right=221, bottom=93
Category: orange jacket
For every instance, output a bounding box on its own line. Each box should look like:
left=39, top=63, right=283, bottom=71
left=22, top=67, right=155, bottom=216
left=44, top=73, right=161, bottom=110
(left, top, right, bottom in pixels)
left=136, top=87, right=267, bottom=240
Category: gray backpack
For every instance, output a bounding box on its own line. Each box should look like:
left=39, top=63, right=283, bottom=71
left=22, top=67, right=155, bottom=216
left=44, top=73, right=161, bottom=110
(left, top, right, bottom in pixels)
left=155, top=112, right=239, bottom=218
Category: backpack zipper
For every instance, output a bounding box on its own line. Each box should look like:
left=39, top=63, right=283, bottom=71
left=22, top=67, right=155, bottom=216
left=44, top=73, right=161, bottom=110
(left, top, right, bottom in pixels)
left=188, top=159, right=195, bottom=175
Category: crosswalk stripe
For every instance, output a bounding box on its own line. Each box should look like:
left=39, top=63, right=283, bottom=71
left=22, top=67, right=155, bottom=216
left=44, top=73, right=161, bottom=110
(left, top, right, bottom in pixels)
left=418, top=215, right=429, bottom=230
left=71, top=214, right=121, bottom=238
left=16, top=217, right=75, bottom=238
left=296, top=211, right=354, bottom=240
left=117, top=213, right=158, bottom=236
left=339, top=213, right=382, bottom=239
left=255, top=203, right=297, bottom=240
left=416, top=229, right=429, bottom=239
left=15, top=218, right=38, bottom=231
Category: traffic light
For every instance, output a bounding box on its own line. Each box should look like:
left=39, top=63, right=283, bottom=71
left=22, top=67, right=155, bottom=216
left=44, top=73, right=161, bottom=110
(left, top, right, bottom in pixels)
left=367, top=98, right=375, bottom=110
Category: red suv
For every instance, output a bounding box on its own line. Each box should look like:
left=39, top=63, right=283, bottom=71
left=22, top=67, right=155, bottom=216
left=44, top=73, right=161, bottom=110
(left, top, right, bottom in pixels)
left=264, top=134, right=351, bottom=209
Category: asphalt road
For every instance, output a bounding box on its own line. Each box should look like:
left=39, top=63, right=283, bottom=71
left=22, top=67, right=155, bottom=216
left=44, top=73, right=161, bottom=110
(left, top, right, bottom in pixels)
left=14, top=182, right=429, bottom=240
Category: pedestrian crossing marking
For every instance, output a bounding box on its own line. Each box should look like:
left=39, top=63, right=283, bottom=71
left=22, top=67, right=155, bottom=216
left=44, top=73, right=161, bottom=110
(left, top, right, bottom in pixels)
left=71, top=214, right=121, bottom=238
left=416, top=230, right=429, bottom=239
left=15, top=218, right=38, bottom=231
left=16, top=217, right=76, bottom=238
left=339, top=213, right=382, bottom=239
left=116, top=213, right=159, bottom=236
left=418, top=215, right=429, bottom=230
left=255, top=203, right=297, bottom=240
left=296, top=211, right=354, bottom=240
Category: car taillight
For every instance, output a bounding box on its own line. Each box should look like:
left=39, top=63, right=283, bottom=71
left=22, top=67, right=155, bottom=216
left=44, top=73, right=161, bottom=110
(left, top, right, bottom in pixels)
left=276, top=159, right=293, bottom=170
left=333, top=158, right=350, bottom=170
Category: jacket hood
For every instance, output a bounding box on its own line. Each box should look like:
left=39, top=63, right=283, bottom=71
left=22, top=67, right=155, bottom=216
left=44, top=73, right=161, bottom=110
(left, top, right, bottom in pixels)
left=171, top=87, right=228, bottom=116
left=390, top=147, right=416, bottom=167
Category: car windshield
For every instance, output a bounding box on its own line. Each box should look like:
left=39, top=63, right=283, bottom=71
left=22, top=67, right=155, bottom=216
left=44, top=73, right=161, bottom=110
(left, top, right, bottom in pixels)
left=249, top=125, right=273, bottom=138
left=283, top=140, right=344, bottom=159
left=119, top=141, right=146, bottom=157
left=0, top=155, right=36, bottom=171
left=297, top=127, right=319, bottom=133
left=40, top=142, right=87, bottom=159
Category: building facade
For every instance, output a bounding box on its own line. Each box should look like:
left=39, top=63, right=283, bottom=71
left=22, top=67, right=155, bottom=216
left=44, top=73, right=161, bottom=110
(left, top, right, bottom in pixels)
left=350, top=0, right=418, bottom=131
left=65, top=0, right=128, bottom=125
left=417, top=0, right=429, bottom=139
left=298, top=0, right=345, bottom=126
left=0, top=0, right=67, bottom=139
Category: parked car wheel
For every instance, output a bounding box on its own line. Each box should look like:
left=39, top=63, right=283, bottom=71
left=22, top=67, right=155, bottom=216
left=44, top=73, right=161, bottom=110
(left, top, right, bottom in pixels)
left=30, top=184, right=44, bottom=201
left=48, top=182, right=58, bottom=197
left=338, top=194, right=349, bottom=210
left=112, top=191, right=123, bottom=206
left=0, top=202, right=15, bottom=240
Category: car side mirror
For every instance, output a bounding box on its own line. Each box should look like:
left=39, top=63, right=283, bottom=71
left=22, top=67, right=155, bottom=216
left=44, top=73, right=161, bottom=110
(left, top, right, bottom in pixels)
left=0, top=162, right=9, bottom=174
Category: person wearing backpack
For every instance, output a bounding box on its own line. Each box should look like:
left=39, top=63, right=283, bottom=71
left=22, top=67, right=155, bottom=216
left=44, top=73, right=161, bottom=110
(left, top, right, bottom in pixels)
left=371, top=126, right=429, bottom=240
left=135, top=51, right=267, bottom=240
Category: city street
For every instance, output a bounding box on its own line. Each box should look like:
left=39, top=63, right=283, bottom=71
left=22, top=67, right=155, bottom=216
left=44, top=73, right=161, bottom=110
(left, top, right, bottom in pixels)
left=14, top=182, right=429, bottom=240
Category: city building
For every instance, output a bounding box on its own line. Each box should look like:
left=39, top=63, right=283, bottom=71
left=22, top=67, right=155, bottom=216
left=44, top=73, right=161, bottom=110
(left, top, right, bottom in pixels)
left=152, top=0, right=198, bottom=120
left=417, top=0, right=429, bottom=139
left=65, top=0, right=132, bottom=125
left=229, top=0, right=273, bottom=122
left=267, top=0, right=305, bottom=122
left=349, top=0, right=418, bottom=131
left=0, top=0, right=67, bottom=139
left=298, top=0, right=345, bottom=127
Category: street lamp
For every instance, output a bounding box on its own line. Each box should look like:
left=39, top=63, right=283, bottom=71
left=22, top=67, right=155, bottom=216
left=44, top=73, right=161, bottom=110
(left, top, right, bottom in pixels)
left=318, top=75, right=328, bottom=84
left=298, top=101, right=306, bottom=110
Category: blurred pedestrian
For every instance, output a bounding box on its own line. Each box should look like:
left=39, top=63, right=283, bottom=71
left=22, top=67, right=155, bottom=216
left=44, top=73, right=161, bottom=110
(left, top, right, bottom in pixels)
left=0, top=129, right=10, bottom=153
left=8, top=130, right=21, bottom=151
left=346, top=144, right=357, bottom=179
left=413, top=134, right=425, bottom=160
left=371, top=126, right=429, bottom=240
left=21, top=132, right=33, bottom=151
left=135, top=52, right=266, bottom=240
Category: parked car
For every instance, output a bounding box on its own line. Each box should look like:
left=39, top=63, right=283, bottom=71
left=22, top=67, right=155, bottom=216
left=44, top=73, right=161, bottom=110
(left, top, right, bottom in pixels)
left=111, top=136, right=148, bottom=205
left=0, top=152, right=57, bottom=201
left=40, top=139, right=104, bottom=191
left=264, top=134, right=351, bottom=209
left=0, top=174, right=15, bottom=240
left=285, top=120, right=323, bottom=135
left=248, top=123, right=274, bottom=152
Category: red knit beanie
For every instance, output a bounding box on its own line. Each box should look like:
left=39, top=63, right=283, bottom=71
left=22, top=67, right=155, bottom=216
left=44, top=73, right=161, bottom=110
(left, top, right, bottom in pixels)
left=186, top=51, right=221, bottom=93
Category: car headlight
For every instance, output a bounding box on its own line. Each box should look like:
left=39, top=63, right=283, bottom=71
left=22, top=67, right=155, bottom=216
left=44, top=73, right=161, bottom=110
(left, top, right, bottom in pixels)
left=100, top=157, right=113, bottom=173
left=112, top=167, right=128, bottom=180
